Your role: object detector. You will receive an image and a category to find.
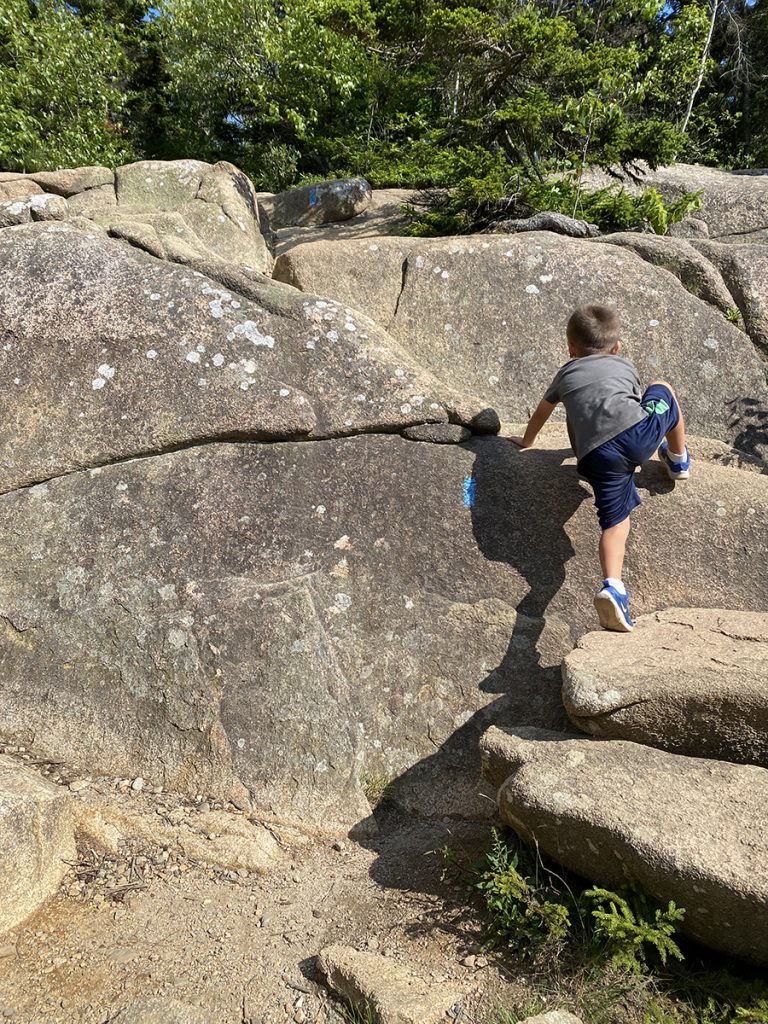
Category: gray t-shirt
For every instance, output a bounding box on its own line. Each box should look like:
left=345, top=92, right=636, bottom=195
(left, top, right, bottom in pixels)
left=544, top=354, right=646, bottom=461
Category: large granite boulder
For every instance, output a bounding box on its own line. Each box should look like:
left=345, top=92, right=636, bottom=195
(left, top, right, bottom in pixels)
left=0, top=756, right=75, bottom=934
left=264, top=177, right=372, bottom=230
left=0, top=224, right=485, bottom=492
left=0, top=159, right=272, bottom=276
left=0, top=420, right=766, bottom=825
left=270, top=188, right=418, bottom=257
left=480, top=727, right=768, bottom=963
left=273, top=233, right=768, bottom=453
left=562, top=608, right=768, bottom=765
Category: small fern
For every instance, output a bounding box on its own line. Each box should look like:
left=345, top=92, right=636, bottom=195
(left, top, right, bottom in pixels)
left=584, top=887, right=685, bottom=974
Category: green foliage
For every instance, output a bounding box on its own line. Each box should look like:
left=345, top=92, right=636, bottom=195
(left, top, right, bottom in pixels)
left=404, top=171, right=702, bottom=237
left=475, top=829, right=573, bottom=959
left=726, top=307, right=743, bottom=324
left=0, top=0, right=133, bottom=171
left=474, top=829, right=684, bottom=972
left=585, top=887, right=685, bottom=974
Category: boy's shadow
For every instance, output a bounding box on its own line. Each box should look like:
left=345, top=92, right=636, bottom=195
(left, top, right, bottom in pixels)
left=357, top=436, right=591, bottom=895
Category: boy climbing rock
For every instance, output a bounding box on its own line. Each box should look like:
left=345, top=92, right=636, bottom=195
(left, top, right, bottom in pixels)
left=511, top=304, right=690, bottom=633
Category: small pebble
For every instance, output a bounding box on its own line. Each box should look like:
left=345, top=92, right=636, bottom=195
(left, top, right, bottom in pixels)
left=461, top=955, right=476, bottom=968
left=131, top=777, right=144, bottom=792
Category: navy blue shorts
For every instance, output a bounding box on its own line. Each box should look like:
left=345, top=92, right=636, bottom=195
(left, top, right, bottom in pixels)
left=577, top=384, right=680, bottom=530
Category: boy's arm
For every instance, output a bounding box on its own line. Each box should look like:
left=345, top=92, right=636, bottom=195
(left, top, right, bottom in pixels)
left=510, top=398, right=557, bottom=448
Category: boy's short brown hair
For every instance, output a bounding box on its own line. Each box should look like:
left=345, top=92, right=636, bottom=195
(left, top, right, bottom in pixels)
left=567, top=304, right=620, bottom=354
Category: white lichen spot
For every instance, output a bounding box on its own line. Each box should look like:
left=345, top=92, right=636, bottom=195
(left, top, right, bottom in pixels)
left=539, top=274, right=553, bottom=284
left=233, top=321, right=275, bottom=348
left=186, top=351, right=201, bottom=364
left=326, top=330, right=339, bottom=342
left=91, top=378, right=106, bottom=390
left=306, top=340, right=315, bottom=350
left=239, top=382, right=249, bottom=391
left=279, top=388, right=290, bottom=397
left=394, top=368, right=405, bottom=379
left=197, top=378, right=208, bottom=387
left=158, top=583, right=176, bottom=601
left=98, top=364, right=116, bottom=379
left=433, top=266, right=443, bottom=275
left=489, top=375, right=499, bottom=386
left=146, top=350, right=158, bottom=360
left=704, top=336, right=719, bottom=350
left=414, top=255, right=425, bottom=269
left=716, top=505, right=727, bottom=517
left=315, top=505, right=326, bottom=516
left=404, top=598, right=414, bottom=610
left=440, top=270, right=449, bottom=279
left=344, top=418, right=354, bottom=427
left=334, top=535, right=352, bottom=550
left=242, top=359, right=257, bottom=374
left=314, top=760, right=328, bottom=774
left=400, top=403, right=412, bottom=414
left=334, top=593, right=352, bottom=611
left=649, top=319, right=660, bottom=327
left=209, top=300, right=224, bottom=318
left=237, top=738, right=246, bottom=750
left=116, top=482, right=128, bottom=492
left=345, top=322, right=357, bottom=332
left=149, top=293, right=161, bottom=301
left=525, top=284, right=540, bottom=295
left=212, top=353, right=225, bottom=367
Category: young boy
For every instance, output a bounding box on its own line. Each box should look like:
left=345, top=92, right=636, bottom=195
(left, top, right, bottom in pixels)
left=511, top=304, right=690, bottom=633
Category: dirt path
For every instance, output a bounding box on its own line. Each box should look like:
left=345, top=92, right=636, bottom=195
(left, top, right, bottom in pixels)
left=0, top=772, right=522, bottom=1024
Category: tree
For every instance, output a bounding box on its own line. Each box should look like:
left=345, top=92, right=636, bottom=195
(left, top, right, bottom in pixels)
left=0, top=0, right=132, bottom=170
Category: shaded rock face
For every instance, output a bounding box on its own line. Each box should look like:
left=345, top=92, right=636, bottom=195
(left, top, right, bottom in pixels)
left=563, top=609, right=768, bottom=765
left=0, top=159, right=271, bottom=276
left=0, top=225, right=482, bottom=492
left=0, top=427, right=766, bottom=825
left=264, top=177, right=372, bottom=230
left=273, top=234, right=768, bottom=453
left=0, top=756, right=75, bottom=935
left=480, top=727, right=768, bottom=963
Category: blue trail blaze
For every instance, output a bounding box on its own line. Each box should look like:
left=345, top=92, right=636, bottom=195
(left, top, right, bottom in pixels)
left=463, top=476, right=476, bottom=508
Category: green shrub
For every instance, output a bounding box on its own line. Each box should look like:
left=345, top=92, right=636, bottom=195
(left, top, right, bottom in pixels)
left=473, top=829, right=684, bottom=972
left=404, top=174, right=702, bottom=236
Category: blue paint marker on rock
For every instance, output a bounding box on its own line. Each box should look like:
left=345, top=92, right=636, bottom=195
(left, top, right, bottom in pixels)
left=463, top=476, right=476, bottom=508
left=309, top=187, right=318, bottom=207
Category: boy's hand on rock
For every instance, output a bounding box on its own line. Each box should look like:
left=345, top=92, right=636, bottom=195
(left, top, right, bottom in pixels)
left=510, top=436, right=531, bottom=448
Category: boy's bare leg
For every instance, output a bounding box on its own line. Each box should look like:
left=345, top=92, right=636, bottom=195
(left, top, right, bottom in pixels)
left=599, top=516, right=631, bottom=581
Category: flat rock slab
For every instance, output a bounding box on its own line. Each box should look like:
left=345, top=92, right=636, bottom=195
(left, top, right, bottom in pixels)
left=0, top=756, right=75, bottom=935
left=318, top=944, right=461, bottom=1024
left=562, top=608, right=768, bottom=765
left=480, top=727, right=768, bottom=962
left=273, top=233, right=768, bottom=452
